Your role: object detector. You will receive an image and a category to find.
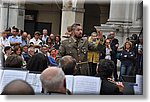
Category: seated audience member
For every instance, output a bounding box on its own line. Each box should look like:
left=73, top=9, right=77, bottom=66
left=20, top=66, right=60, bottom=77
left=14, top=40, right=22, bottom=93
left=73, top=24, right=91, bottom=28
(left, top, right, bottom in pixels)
left=2, top=46, right=12, bottom=66
left=1, top=79, right=35, bottom=95
left=4, top=54, right=23, bottom=68
left=26, top=53, right=48, bottom=72
left=40, top=67, right=71, bottom=95
left=59, top=55, right=77, bottom=75
left=95, top=59, right=124, bottom=95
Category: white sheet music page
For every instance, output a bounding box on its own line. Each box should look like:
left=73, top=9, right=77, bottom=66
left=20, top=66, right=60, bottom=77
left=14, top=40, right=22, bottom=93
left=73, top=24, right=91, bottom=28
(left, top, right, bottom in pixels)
left=0, top=70, right=28, bottom=94
left=65, top=75, right=74, bottom=93
left=33, top=74, right=42, bottom=93
left=0, top=70, right=3, bottom=81
left=134, top=74, right=143, bottom=95
left=26, top=73, right=36, bottom=90
left=73, top=76, right=101, bottom=95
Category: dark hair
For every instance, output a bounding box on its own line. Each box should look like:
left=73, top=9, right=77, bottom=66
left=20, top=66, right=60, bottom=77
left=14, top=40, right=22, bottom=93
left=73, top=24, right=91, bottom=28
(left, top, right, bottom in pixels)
left=4, top=46, right=11, bottom=53
left=26, top=53, right=48, bottom=72
left=1, top=79, right=35, bottom=95
left=97, top=59, right=115, bottom=79
left=12, top=27, right=19, bottom=32
left=71, top=23, right=81, bottom=31
left=59, top=56, right=76, bottom=75
left=5, top=54, right=23, bottom=68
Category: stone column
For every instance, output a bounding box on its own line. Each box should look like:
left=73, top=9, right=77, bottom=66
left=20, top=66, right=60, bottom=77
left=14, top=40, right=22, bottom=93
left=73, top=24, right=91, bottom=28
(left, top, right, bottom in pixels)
left=95, top=0, right=142, bottom=47
left=108, top=0, right=132, bottom=23
left=0, top=1, right=25, bottom=31
left=60, top=0, right=85, bottom=41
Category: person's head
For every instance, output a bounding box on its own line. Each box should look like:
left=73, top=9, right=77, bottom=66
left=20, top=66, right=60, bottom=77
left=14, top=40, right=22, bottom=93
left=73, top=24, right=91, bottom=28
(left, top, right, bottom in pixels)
left=43, top=29, right=48, bottom=36
left=13, top=46, right=22, bottom=56
left=50, top=33, right=55, bottom=40
left=34, top=31, right=41, bottom=40
left=22, top=32, right=28, bottom=40
left=5, top=54, right=23, bottom=68
left=40, top=67, right=66, bottom=94
left=22, top=45, right=28, bottom=53
left=97, top=59, right=115, bottom=79
left=91, top=32, right=97, bottom=40
left=107, top=34, right=113, bottom=41
left=105, top=39, right=111, bottom=47
left=110, top=32, right=115, bottom=38
left=67, top=26, right=72, bottom=32
left=4, top=46, right=12, bottom=55
left=124, top=41, right=132, bottom=50
left=59, top=55, right=77, bottom=75
left=46, top=37, right=52, bottom=45
left=41, top=45, right=48, bottom=55
left=50, top=49, right=56, bottom=57
left=71, top=23, right=83, bottom=39
left=55, top=36, right=60, bottom=42
left=1, top=31, right=7, bottom=38
left=11, top=27, right=19, bottom=36
left=28, top=46, right=35, bottom=56
left=26, top=53, right=48, bottom=72
left=1, top=79, right=34, bottom=95
left=18, top=29, right=23, bottom=36
left=27, top=34, right=31, bottom=40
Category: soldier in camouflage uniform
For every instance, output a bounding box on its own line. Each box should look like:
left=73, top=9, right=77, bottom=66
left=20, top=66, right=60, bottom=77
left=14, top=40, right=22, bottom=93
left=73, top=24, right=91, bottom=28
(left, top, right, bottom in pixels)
left=57, top=23, right=103, bottom=75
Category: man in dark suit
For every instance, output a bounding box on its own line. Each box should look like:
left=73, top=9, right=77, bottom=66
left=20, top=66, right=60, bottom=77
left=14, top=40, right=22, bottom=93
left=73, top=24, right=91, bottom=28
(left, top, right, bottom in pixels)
left=110, top=32, right=119, bottom=81
left=95, top=59, right=124, bottom=95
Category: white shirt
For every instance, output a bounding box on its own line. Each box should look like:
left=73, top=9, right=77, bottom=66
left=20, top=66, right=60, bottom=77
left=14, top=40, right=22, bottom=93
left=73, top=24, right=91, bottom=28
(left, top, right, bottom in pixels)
left=0, top=37, right=10, bottom=47
left=29, top=37, right=42, bottom=45
left=29, top=37, right=42, bottom=52
left=105, top=47, right=111, bottom=60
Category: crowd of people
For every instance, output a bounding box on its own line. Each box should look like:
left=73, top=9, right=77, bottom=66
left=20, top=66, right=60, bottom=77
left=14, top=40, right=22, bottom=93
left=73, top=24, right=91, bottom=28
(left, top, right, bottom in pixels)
left=0, top=23, right=143, bottom=95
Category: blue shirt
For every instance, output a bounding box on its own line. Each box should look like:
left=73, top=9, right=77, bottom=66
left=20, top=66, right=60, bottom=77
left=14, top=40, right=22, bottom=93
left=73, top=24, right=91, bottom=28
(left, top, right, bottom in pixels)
left=8, top=35, right=22, bottom=44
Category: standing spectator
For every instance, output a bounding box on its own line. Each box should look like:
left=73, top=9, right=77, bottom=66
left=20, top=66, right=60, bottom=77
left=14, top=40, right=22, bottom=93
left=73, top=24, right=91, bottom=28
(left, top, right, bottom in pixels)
left=88, top=32, right=100, bottom=76
left=8, top=27, right=22, bottom=47
left=40, top=67, right=71, bottom=95
left=110, top=32, right=119, bottom=81
left=54, top=35, right=61, bottom=50
left=49, top=33, right=55, bottom=44
left=57, top=23, right=103, bottom=75
left=29, top=31, right=42, bottom=53
left=101, top=39, right=112, bottom=60
left=119, top=41, right=135, bottom=81
left=1, top=46, right=12, bottom=66
left=65, top=26, right=72, bottom=37
left=137, top=35, right=143, bottom=75
left=42, top=29, right=49, bottom=44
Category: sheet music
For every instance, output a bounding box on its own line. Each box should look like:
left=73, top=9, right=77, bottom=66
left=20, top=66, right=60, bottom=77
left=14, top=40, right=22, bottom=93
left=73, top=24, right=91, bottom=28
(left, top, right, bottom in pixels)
left=0, top=70, right=28, bottom=93
left=73, top=76, right=101, bottom=95
left=0, top=70, right=3, bottom=81
left=134, top=74, right=143, bottom=95
left=26, top=73, right=36, bottom=89
left=33, top=74, right=42, bottom=93
left=65, top=75, right=74, bottom=93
